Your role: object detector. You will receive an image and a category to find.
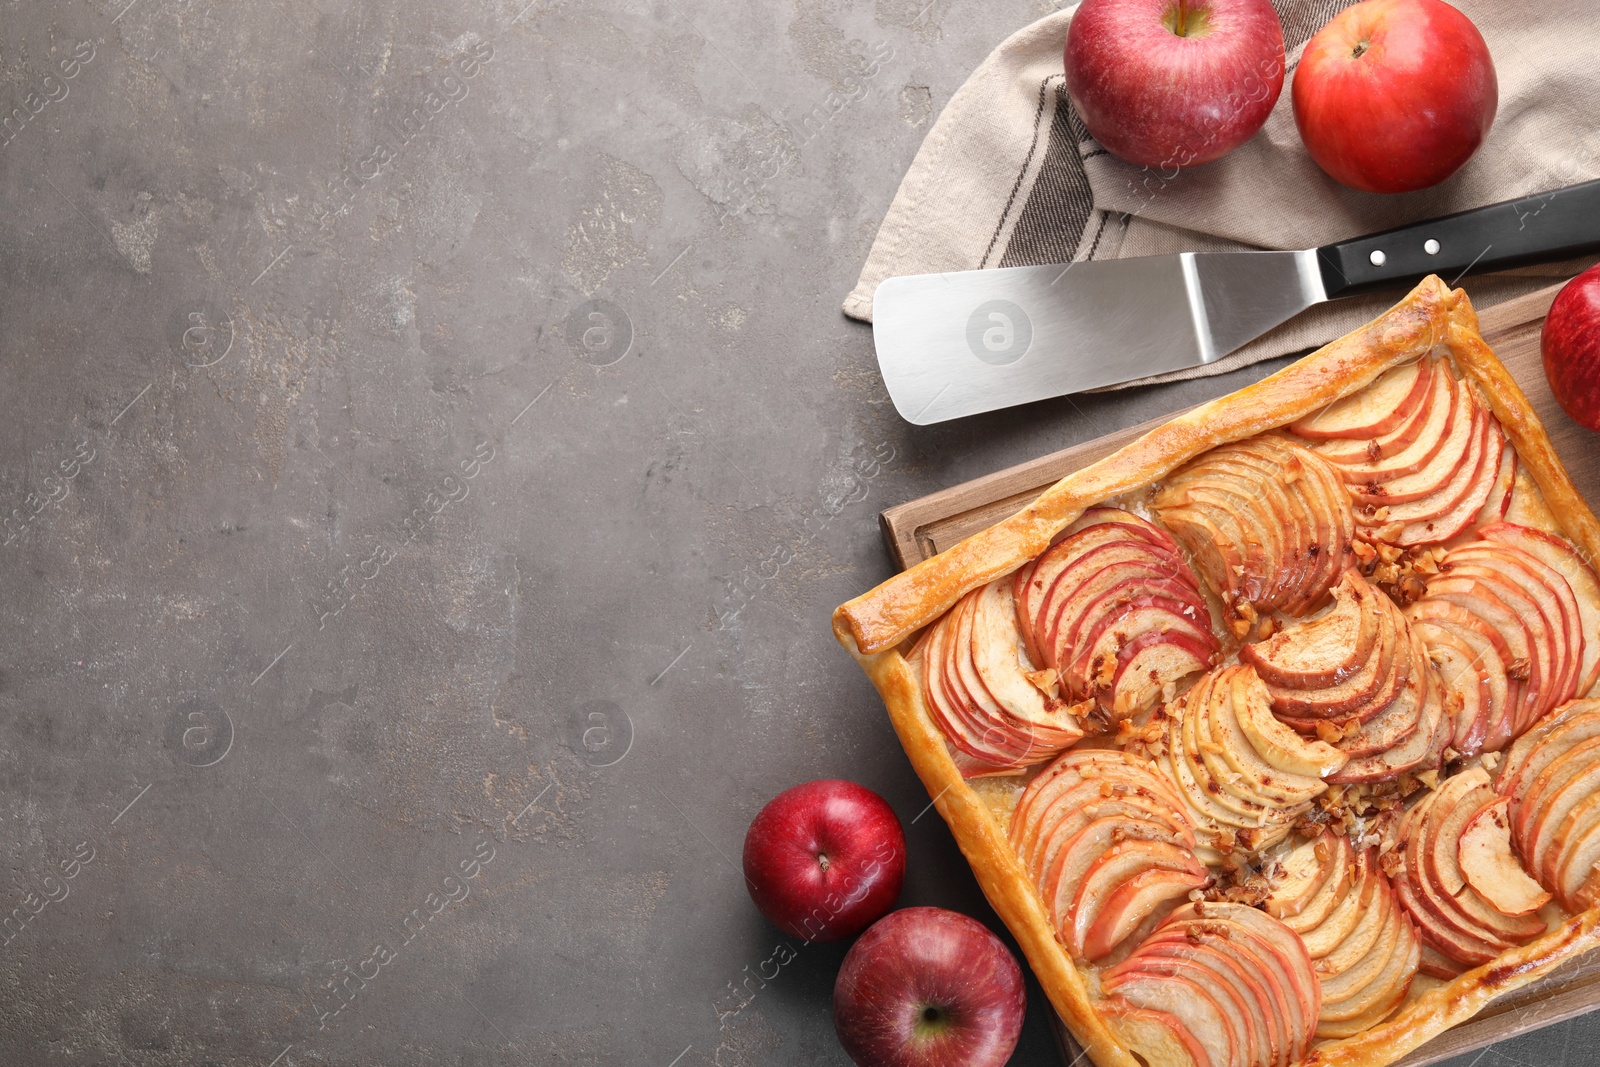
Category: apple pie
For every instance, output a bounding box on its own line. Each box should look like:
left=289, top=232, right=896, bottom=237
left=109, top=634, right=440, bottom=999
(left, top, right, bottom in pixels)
left=833, top=276, right=1600, bottom=1067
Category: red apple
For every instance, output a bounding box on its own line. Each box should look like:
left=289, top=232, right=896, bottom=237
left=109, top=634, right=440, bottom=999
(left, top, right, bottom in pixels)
left=833, top=907, right=1026, bottom=1067
left=1293, top=0, right=1497, bottom=194
left=1063, top=0, right=1285, bottom=169
left=1542, top=264, right=1600, bottom=432
left=742, top=779, right=905, bottom=942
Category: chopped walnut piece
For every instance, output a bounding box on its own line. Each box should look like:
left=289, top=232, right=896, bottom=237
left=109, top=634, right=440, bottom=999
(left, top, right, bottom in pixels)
left=1395, top=573, right=1428, bottom=604
left=1025, top=667, right=1059, bottom=696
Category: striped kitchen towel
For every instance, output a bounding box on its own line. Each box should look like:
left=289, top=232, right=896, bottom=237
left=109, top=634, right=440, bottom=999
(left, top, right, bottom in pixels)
left=846, top=0, right=1600, bottom=388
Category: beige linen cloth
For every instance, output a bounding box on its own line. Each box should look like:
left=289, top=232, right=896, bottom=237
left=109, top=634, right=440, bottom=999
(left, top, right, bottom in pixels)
left=846, top=0, right=1600, bottom=388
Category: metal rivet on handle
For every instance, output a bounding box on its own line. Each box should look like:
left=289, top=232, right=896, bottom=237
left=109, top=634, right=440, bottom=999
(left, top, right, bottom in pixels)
left=1370, top=250, right=1387, bottom=266
left=1424, top=239, right=1441, bottom=255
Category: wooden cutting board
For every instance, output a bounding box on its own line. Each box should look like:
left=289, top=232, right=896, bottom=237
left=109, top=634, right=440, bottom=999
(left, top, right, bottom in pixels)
left=876, top=279, right=1600, bottom=1067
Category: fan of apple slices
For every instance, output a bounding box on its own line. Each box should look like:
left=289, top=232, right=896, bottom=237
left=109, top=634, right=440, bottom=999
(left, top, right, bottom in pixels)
left=918, top=578, right=1089, bottom=776
left=1262, top=832, right=1421, bottom=1039
left=1010, top=750, right=1210, bottom=963
left=1407, top=522, right=1598, bottom=753
left=1242, top=569, right=1449, bottom=784
left=1152, top=664, right=1347, bottom=859
left=1288, top=355, right=1515, bottom=547
left=1100, top=901, right=1321, bottom=1067
left=1012, top=508, right=1219, bottom=720
left=1154, top=437, right=1355, bottom=637
left=1393, top=765, right=1549, bottom=977
left=1495, top=698, right=1600, bottom=912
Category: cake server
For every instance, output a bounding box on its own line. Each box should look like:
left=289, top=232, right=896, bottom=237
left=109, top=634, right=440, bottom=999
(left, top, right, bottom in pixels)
left=872, top=178, right=1600, bottom=425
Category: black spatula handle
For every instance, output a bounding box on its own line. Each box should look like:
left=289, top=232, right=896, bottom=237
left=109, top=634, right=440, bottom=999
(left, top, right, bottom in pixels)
left=1316, top=179, right=1600, bottom=299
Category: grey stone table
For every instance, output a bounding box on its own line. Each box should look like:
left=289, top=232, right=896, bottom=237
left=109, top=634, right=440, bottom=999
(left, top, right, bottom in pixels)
left=0, top=1, right=1586, bottom=1064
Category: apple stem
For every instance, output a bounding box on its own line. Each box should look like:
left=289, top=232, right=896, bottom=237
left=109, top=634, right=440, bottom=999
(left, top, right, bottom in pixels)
left=817, top=852, right=830, bottom=872
left=1162, top=0, right=1209, bottom=39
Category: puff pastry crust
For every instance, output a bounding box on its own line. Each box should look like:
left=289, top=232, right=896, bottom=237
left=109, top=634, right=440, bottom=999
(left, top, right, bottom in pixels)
left=831, top=276, right=1600, bottom=1067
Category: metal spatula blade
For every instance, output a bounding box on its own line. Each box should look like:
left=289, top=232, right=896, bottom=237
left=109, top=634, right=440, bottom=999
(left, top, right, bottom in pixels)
left=870, top=179, right=1600, bottom=425
left=873, top=250, right=1324, bottom=425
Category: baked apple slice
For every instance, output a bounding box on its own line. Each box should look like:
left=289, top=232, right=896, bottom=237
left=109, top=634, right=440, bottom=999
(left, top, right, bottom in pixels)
left=1013, top=507, right=1178, bottom=661
left=1102, top=972, right=1236, bottom=1067
left=1451, top=552, right=1579, bottom=725
left=1080, top=861, right=1213, bottom=962
left=1476, top=442, right=1517, bottom=525
left=1060, top=836, right=1207, bottom=958
left=1242, top=570, right=1377, bottom=690
left=1246, top=570, right=1445, bottom=784
left=1013, top=753, right=1194, bottom=887
left=1420, top=531, right=1587, bottom=736
left=1266, top=832, right=1354, bottom=928
left=1415, top=621, right=1491, bottom=757
left=1384, top=410, right=1495, bottom=545
left=1458, top=796, right=1551, bottom=916
left=1316, top=900, right=1420, bottom=1039
left=1290, top=357, right=1432, bottom=440
left=1328, top=362, right=1459, bottom=482
left=1510, top=732, right=1600, bottom=899
left=1347, top=385, right=1478, bottom=507
left=1130, top=936, right=1284, bottom=1067
left=1408, top=598, right=1518, bottom=751
left=1498, top=698, right=1600, bottom=822
left=969, top=581, right=1086, bottom=744
left=1306, top=358, right=1442, bottom=465
left=1101, top=1003, right=1215, bottom=1067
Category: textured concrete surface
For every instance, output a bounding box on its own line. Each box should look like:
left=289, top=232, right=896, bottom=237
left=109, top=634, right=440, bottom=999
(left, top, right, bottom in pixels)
left=0, top=1, right=1589, bottom=1065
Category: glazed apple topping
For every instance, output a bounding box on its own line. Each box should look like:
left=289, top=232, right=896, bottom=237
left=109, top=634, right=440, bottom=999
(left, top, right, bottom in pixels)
left=1244, top=569, right=1448, bottom=785
left=1494, top=698, right=1600, bottom=911
left=901, top=356, right=1600, bottom=1065
left=1260, top=831, right=1421, bottom=1038
left=1392, top=766, right=1549, bottom=976
left=1408, top=523, right=1593, bottom=752
left=1013, top=508, right=1218, bottom=720
left=1289, top=357, right=1513, bottom=548
left=918, top=579, right=1088, bottom=777
left=1145, top=664, right=1347, bottom=861
left=1101, top=901, right=1320, bottom=1067
left=1010, top=750, right=1210, bottom=962
left=1154, top=437, right=1355, bottom=637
